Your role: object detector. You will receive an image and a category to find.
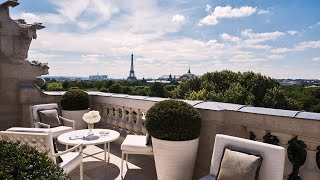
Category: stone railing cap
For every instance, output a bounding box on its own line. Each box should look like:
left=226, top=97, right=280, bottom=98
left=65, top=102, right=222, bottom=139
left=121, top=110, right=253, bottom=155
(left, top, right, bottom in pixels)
left=194, top=101, right=244, bottom=111
left=126, top=95, right=149, bottom=100
left=43, top=91, right=65, bottom=95
left=295, top=112, right=320, bottom=121
left=238, top=106, right=300, bottom=117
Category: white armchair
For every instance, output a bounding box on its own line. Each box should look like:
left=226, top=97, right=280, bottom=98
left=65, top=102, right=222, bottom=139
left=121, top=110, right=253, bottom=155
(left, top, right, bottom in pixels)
left=200, top=134, right=285, bottom=180
left=30, top=103, right=74, bottom=138
left=0, top=128, right=83, bottom=180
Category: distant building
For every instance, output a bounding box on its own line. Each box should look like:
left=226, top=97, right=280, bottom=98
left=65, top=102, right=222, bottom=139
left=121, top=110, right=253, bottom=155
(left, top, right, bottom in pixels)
left=158, top=74, right=181, bottom=81
left=89, top=75, right=108, bottom=81
left=179, top=68, right=196, bottom=80
left=127, top=53, right=137, bottom=81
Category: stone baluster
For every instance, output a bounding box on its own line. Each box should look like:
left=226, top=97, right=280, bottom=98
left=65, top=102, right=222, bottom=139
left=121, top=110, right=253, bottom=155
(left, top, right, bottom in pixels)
left=272, top=132, right=294, bottom=178
left=101, top=105, right=108, bottom=125
left=112, top=107, right=120, bottom=130
left=126, top=108, right=134, bottom=134
left=141, top=111, right=147, bottom=135
left=119, top=107, right=127, bottom=132
left=134, top=110, right=143, bottom=134
left=246, top=127, right=266, bottom=142
left=106, top=106, right=114, bottom=128
left=298, top=136, right=320, bottom=180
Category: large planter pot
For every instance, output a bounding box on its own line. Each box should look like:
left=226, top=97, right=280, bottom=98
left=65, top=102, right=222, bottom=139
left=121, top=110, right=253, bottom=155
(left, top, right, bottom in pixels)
left=62, top=109, right=90, bottom=130
left=152, top=137, right=199, bottom=180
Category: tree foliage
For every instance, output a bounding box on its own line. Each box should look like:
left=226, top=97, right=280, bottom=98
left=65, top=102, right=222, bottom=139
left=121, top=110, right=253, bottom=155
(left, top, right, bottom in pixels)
left=173, top=70, right=297, bottom=109
left=0, top=141, right=70, bottom=180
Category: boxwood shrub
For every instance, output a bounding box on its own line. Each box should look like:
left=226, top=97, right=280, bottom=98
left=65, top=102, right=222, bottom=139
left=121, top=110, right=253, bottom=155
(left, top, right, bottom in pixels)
left=0, top=140, right=70, bottom=180
left=146, top=100, right=201, bottom=141
left=60, top=88, right=89, bottom=110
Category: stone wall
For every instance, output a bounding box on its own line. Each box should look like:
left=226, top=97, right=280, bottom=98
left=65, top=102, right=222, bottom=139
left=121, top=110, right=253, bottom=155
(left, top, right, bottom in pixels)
left=0, top=1, right=48, bottom=130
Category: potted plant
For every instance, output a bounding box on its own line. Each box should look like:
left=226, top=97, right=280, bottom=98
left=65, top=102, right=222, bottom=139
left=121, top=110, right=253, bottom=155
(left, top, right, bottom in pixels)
left=60, top=88, right=90, bottom=129
left=146, top=100, right=201, bottom=180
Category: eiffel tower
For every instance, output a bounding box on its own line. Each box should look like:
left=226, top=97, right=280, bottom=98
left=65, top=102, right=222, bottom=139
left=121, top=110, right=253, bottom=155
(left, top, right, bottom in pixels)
left=127, top=53, right=137, bottom=81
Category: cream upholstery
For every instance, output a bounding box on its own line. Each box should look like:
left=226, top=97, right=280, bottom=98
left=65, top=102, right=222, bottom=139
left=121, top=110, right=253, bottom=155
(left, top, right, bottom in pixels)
left=199, top=134, right=285, bottom=180
left=0, top=128, right=83, bottom=180
left=120, top=135, right=153, bottom=176
left=30, top=103, right=74, bottom=138
left=121, top=135, right=153, bottom=153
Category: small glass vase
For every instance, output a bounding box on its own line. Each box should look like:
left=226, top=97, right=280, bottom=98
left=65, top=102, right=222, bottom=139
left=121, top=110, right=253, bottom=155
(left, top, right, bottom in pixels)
left=87, top=123, right=94, bottom=136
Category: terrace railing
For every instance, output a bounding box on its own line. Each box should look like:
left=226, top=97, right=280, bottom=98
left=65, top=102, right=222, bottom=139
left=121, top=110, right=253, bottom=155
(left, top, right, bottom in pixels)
left=19, top=90, right=320, bottom=180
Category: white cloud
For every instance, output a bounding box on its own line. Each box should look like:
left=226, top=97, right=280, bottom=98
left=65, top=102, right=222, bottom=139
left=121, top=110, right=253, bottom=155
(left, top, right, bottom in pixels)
left=267, top=55, right=285, bottom=60
left=287, top=30, right=298, bottom=35
left=13, top=12, right=66, bottom=24
left=241, top=29, right=285, bottom=41
left=271, top=48, right=292, bottom=53
left=308, top=21, right=320, bottom=29
left=295, top=40, right=320, bottom=51
left=199, top=6, right=257, bottom=26
left=313, top=56, right=320, bottom=61
left=205, top=4, right=212, bottom=12
left=258, top=9, right=270, bottom=15
left=230, top=53, right=266, bottom=63
left=172, top=14, right=186, bottom=24
left=220, top=33, right=241, bottom=42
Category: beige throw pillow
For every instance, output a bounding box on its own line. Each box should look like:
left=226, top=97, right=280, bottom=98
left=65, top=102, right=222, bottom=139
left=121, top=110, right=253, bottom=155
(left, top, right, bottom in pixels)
left=38, top=109, right=61, bottom=128
left=217, top=148, right=263, bottom=180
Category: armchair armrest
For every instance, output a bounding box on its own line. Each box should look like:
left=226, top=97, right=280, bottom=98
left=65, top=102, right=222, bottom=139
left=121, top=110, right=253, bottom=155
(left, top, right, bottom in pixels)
left=37, top=122, right=50, bottom=128
left=59, top=116, right=75, bottom=129
left=53, top=144, right=82, bottom=157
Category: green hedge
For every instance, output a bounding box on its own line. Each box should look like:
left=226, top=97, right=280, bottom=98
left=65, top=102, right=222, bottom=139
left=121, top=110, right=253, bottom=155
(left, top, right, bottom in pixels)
left=146, top=100, right=201, bottom=141
left=0, top=140, right=70, bottom=180
left=60, top=88, right=89, bottom=110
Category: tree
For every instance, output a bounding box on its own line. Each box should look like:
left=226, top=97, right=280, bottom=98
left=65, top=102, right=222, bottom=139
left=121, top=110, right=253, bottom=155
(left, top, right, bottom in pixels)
left=109, top=83, right=123, bottom=93
left=47, top=82, right=63, bottom=91
left=149, top=83, right=168, bottom=98
left=173, top=70, right=289, bottom=109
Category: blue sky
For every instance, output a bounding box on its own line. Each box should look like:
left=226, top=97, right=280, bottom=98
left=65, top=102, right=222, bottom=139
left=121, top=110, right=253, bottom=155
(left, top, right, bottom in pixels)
left=8, top=0, right=320, bottom=79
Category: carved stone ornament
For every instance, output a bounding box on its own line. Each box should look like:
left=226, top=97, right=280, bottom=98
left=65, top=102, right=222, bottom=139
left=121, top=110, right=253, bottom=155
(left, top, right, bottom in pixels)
left=263, top=132, right=279, bottom=146
left=287, top=136, right=307, bottom=180
left=249, top=131, right=256, bottom=141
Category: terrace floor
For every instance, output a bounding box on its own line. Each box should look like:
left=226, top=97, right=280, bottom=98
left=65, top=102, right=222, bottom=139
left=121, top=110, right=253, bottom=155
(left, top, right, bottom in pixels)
left=66, top=135, right=157, bottom=180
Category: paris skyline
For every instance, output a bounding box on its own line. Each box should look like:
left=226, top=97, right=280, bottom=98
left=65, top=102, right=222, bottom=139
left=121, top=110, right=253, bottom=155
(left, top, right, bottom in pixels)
left=10, top=0, right=320, bottom=79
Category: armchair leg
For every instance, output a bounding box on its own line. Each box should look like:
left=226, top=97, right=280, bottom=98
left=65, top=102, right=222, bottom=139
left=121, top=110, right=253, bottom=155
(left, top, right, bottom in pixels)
left=121, top=152, right=124, bottom=177
left=80, top=161, right=83, bottom=180
left=126, top=154, right=128, bottom=164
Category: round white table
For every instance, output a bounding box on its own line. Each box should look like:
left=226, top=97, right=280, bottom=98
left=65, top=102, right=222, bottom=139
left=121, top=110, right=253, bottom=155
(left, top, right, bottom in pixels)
left=57, top=129, right=120, bottom=162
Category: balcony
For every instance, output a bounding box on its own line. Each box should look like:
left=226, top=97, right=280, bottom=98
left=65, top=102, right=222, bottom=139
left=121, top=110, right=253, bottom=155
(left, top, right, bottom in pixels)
left=15, top=89, right=320, bottom=179
left=1, top=1, right=320, bottom=179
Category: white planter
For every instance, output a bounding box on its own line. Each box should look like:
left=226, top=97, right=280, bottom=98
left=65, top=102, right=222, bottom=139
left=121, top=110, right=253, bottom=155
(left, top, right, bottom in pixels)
left=152, top=137, right=199, bottom=180
left=62, top=109, right=90, bottom=130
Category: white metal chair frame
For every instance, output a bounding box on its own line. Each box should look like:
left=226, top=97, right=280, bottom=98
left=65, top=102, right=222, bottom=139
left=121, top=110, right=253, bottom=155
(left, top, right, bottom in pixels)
left=30, top=103, right=75, bottom=137
left=0, top=130, right=83, bottom=180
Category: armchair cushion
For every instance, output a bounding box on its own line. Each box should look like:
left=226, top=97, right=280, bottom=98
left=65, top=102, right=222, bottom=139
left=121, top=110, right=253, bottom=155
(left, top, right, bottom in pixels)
left=38, top=109, right=61, bottom=127
left=217, top=148, right=263, bottom=180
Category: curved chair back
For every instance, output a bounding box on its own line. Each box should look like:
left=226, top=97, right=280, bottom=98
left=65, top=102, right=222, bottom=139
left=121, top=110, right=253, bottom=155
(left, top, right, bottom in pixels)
left=30, top=103, right=59, bottom=128
left=210, top=134, right=285, bottom=180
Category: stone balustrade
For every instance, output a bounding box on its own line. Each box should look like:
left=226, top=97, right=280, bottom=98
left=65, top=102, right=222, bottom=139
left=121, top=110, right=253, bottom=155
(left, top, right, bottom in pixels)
left=18, top=90, right=320, bottom=180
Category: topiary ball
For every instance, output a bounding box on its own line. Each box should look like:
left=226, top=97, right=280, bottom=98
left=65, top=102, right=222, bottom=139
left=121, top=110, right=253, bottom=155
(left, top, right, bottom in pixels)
left=0, top=140, right=70, bottom=180
left=146, top=100, right=201, bottom=141
left=60, top=88, right=89, bottom=110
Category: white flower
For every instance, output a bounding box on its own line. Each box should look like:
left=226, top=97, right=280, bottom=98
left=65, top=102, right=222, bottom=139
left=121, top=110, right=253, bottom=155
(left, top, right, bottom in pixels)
left=83, top=110, right=101, bottom=124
